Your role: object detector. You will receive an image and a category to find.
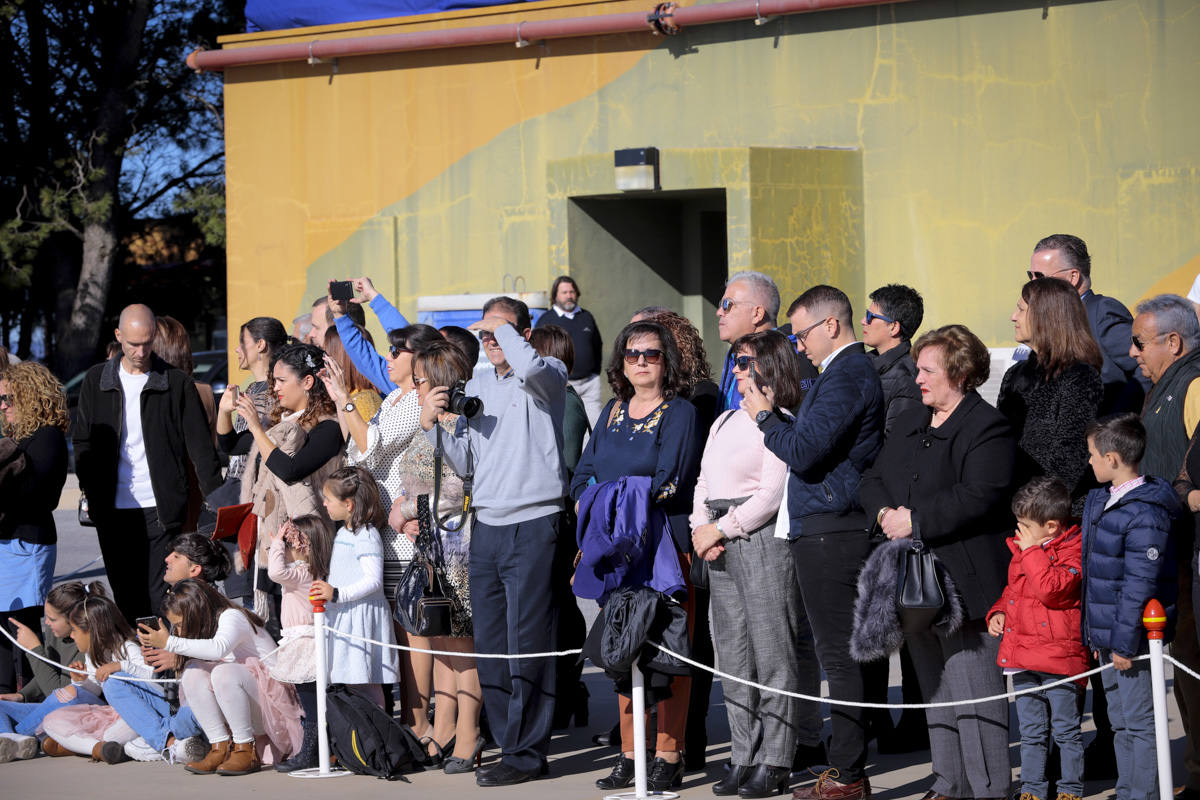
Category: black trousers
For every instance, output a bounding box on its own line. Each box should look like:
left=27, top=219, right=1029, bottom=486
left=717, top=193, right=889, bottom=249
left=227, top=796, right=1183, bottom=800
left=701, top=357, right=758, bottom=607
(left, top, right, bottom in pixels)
left=469, top=512, right=560, bottom=774
left=96, top=507, right=176, bottom=624
left=791, top=530, right=872, bottom=782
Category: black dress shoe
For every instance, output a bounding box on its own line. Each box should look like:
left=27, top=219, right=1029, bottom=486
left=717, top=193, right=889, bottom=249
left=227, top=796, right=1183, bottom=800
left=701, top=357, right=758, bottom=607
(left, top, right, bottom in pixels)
left=738, top=763, right=791, bottom=798
left=595, top=756, right=636, bottom=790
left=713, top=764, right=750, bottom=796
left=476, top=762, right=537, bottom=787
left=647, top=757, right=684, bottom=791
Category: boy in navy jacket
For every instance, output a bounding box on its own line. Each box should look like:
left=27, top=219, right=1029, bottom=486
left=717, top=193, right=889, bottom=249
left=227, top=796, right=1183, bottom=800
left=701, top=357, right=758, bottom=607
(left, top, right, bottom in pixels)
left=1081, top=413, right=1180, bottom=800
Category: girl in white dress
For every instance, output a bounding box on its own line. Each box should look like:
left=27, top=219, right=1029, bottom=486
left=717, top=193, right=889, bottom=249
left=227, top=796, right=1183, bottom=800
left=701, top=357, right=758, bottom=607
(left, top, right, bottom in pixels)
left=310, top=466, right=399, bottom=706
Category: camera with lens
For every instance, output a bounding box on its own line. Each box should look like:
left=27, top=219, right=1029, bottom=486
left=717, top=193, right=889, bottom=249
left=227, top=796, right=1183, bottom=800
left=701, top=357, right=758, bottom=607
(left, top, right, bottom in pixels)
left=448, top=380, right=483, bottom=419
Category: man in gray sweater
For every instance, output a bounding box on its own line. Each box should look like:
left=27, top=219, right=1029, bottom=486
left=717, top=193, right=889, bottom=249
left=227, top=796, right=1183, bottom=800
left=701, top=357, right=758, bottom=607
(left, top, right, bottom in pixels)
left=420, top=295, right=567, bottom=787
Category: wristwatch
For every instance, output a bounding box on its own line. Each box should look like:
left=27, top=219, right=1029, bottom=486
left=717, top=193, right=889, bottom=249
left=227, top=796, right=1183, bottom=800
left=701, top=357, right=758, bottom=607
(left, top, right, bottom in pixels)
left=714, top=518, right=728, bottom=540
left=331, top=588, right=339, bottom=603
left=755, top=409, right=773, bottom=426
left=343, top=401, right=356, bottom=414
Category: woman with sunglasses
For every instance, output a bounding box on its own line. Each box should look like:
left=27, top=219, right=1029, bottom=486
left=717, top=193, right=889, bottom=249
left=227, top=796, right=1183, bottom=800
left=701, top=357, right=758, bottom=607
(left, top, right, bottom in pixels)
left=1000, top=277, right=1104, bottom=512
left=689, top=330, right=822, bottom=798
left=0, top=362, right=70, bottom=695
left=571, top=320, right=700, bottom=792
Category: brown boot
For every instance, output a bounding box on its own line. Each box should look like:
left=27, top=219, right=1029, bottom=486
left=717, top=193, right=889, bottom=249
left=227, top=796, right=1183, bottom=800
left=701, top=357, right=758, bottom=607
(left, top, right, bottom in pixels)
left=185, top=739, right=232, bottom=774
left=216, top=740, right=261, bottom=776
left=42, top=738, right=74, bottom=757
left=91, top=741, right=129, bottom=764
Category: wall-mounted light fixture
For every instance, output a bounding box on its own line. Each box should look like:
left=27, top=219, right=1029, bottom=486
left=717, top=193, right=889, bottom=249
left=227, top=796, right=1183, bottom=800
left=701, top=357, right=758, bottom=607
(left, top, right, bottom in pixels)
left=614, top=147, right=659, bottom=192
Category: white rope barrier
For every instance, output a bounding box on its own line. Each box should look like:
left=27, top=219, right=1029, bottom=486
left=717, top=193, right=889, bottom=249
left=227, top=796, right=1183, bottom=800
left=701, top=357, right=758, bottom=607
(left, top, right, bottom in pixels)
left=324, top=625, right=585, bottom=660
left=0, top=623, right=178, bottom=685
left=1166, top=654, right=1200, bottom=683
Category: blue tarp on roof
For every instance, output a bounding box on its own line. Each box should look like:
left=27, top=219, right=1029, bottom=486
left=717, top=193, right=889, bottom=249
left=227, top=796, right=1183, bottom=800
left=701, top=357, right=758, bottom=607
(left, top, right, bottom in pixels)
left=245, top=0, right=530, bottom=32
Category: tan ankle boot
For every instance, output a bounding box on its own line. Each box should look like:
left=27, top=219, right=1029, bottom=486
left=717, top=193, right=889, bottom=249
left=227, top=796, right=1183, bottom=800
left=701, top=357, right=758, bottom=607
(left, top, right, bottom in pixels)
left=216, top=741, right=261, bottom=776
left=185, top=739, right=232, bottom=774
left=41, top=738, right=73, bottom=757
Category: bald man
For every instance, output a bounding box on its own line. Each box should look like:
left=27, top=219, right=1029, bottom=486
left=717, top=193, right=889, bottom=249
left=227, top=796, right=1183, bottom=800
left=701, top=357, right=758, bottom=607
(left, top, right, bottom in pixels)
left=72, top=304, right=222, bottom=622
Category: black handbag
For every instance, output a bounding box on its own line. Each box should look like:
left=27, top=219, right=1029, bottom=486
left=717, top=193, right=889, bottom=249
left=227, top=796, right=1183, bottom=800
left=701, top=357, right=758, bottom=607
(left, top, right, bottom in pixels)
left=896, top=534, right=945, bottom=633
left=392, top=495, right=453, bottom=637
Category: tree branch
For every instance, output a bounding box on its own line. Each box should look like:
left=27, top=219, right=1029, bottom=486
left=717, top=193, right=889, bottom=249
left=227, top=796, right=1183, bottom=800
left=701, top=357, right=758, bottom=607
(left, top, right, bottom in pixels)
left=126, top=149, right=224, bottom=217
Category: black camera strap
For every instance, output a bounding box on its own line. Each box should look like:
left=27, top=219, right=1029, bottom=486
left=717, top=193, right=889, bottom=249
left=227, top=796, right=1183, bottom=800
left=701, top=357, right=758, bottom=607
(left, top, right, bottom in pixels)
left=433, top=421, right=473, bottom=533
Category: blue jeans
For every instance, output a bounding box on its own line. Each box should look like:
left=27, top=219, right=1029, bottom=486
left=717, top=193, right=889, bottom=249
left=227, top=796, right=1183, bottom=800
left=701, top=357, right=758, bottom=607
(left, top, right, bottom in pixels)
left=1012, top=671, right=1084, bottom=797
left=1099, top=651, right=1158, bottom=800
left=101, top=672, right=202, bottom=751
left=0, top=687, right=103, bottom=735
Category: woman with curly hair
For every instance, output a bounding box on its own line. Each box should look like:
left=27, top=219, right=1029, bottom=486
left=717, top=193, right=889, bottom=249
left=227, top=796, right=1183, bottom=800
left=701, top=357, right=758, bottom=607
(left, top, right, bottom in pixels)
left=0, top=362, right=70, bottom=693
left=222, top=343, right=344, bottom=627
left=636, top=309, right=721, bottom=444
left=571, top=321, right=701, bottom=792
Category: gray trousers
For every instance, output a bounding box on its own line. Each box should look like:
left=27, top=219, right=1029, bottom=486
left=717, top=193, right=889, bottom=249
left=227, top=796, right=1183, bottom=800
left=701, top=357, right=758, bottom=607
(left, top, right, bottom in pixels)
left=708, top=531, right=822, bottom=767
left=907, top=619, right=1011, bottom=798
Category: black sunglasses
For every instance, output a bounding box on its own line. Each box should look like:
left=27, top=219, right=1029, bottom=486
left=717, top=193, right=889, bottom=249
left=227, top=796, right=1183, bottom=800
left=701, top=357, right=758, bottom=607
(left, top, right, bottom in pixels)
left=0, top=394, right=10, bottom=406
left=624, top=348, right=663, bottom=365
left=864, top=309, right=896, bottom=325
left=389, top=345, right=412, bottom=359
left=1131, top=332, right=1167, bottom=353
left=732, top=355, right=757, bottom=370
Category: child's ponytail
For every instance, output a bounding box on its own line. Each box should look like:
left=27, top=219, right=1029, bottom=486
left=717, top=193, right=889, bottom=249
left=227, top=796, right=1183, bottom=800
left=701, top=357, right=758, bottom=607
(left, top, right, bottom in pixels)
left=323, top=466, right=387, bottom=531
left=67, top=594, right=135, bottom=665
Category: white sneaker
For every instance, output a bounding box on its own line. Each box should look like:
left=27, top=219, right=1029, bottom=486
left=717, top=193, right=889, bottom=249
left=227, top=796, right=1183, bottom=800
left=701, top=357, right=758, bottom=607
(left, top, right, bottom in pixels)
left=168, top=735, right=208, bottom=765
left=0, top=734, right=39, bottom=760
left=0, top=736, right=17, bottom=764
left=123, top=737, right=164, bottom=762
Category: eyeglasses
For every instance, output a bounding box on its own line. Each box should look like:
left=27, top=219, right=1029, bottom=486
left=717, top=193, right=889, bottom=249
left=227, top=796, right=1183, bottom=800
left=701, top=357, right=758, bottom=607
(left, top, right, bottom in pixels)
left=389, top=346, right=411, bottom=359
left=0, top=395, right=10, bottom=406
left=795, top=317, right=831, bottom=348
left=732, top=355, right=757, bottom=370
left=718, top=297, right=752, bottom=313
left=624, top=348, right=663, bottom=365
left=864, top=309, right=896, bottom=325
left=479, top=331, right=497, bottom=343
left=412, top=375, right=430, bottom=386
left=1132, top=332, right=1168, bottom=352
left=1026, top=267, right=1073, bottom=281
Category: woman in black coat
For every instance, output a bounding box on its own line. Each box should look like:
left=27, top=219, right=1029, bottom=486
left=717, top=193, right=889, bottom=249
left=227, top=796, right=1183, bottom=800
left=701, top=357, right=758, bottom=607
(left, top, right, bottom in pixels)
left=999, top=277, right=1103, bottom=511
left=0, top=362, right=70, bottom=694
left=859, top=324, right=1016, bottom=800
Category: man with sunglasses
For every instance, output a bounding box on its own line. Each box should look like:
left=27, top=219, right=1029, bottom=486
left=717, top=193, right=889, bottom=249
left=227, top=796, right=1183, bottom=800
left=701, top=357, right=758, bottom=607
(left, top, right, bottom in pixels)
left=419, top=295, right=567, bottom=788
left=717, top=271, right=816, bottom=412
left=1028, top=234, right=1148, bottom=413
left=861, top=284, right=924, bottom=437
left=742, top=285, right=883, bottom=800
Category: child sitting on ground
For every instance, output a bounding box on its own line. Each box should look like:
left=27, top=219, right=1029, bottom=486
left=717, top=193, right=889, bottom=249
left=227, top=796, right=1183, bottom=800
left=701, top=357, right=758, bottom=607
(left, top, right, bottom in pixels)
left=1080, top=413, right=1181, bottom=800
left=987, top=477, right=1089, bottom=800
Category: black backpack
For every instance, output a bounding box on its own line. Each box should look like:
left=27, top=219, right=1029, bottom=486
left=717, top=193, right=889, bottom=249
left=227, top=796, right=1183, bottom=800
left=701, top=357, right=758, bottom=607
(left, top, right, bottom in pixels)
left=325, top=684, right=427, bottom=779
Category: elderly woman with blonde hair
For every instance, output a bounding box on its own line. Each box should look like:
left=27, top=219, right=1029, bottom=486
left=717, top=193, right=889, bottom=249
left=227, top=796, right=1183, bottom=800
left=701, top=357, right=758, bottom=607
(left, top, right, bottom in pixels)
left=0, top=362, right=70, bottom=694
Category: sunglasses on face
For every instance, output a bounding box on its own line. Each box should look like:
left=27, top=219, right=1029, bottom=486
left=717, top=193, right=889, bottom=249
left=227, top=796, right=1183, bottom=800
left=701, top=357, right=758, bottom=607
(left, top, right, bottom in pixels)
left=389, top=346, right=412, bottom=359
left=412, top=375, right=429, bottom=386
left=0, top=395, right=10, bottom=406
left=624, top=348, right=663, bottom=365
left=732, top=355, right=757, bottom=370
left=719, top=297, right=752, bottom=313
left=864, top=309, right=896, bottom=325
left=1026, top=267, right=1072, bottom=281
left=1132, top=332, right=1167, bottom=352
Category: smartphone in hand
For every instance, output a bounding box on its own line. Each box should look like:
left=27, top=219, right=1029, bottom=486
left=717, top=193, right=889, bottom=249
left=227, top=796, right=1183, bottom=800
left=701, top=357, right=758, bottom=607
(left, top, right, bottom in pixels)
left=329, top=280, right=354, bottom=302
left=136, top=616, right=160, bottom=631
left=748, top=362, right=767, bottom=393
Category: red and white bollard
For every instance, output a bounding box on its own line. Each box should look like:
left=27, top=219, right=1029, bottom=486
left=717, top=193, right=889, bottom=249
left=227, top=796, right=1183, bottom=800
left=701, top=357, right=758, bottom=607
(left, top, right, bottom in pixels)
left=290, top=592, right=350, bottom=778
left=1144, top=598, right=1173, bottom=800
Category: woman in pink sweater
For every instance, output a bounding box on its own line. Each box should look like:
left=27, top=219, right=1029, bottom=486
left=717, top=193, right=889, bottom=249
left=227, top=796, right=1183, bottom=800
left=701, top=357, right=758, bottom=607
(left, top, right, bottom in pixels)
left=689, top=330, right=823, bottom=799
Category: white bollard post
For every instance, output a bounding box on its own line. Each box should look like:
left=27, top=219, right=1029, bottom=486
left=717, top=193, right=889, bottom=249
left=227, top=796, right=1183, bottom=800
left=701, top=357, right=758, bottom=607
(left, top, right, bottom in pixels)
left=313, top=604, right=331, bottom=776
left=1144, top=599, right=1173, bottom=800
left=603, top=660, right=678, bottom=800
left=291, top=592, right=350, bottom=778
left=631, top=662, right=648, bottom=799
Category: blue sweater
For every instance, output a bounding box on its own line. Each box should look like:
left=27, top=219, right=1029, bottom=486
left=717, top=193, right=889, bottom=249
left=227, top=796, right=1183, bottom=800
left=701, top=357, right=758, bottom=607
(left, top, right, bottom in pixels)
left=1081, top=477, right=1181, bottom=657
left=759, top=343, right=884, bottom=536
left=334, top=294, right=410, bottom=395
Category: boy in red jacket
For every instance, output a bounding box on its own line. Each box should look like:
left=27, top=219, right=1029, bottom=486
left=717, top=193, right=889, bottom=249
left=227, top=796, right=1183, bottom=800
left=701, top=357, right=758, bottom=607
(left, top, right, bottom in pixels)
left=987, top=476, right=1089, bottom=800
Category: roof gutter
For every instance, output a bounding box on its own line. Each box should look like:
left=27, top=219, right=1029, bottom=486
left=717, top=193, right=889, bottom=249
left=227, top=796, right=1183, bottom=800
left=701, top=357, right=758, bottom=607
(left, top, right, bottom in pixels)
left=187, top=0, right=913, bottom=72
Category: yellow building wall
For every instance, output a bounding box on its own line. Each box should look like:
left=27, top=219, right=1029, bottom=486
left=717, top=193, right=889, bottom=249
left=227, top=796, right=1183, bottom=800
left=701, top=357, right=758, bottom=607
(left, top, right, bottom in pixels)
left=221, top=0, right=1200, bottom=378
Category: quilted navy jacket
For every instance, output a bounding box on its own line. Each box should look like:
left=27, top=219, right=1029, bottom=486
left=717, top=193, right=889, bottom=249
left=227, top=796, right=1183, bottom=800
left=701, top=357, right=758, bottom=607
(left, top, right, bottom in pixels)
left=1081, top=477, right=1182, bottom=657
left=760, top=343, right=884, bottom=537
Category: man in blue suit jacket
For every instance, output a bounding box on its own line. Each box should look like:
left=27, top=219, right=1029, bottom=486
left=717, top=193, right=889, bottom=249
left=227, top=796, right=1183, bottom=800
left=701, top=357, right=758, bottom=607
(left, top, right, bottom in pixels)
left=1030, top=234, right=1150, bottom=413
left=743, top=285, right=884, bottom=800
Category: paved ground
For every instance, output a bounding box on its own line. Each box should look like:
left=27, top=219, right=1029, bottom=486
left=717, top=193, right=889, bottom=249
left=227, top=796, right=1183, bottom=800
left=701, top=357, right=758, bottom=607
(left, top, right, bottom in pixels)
left=3, top=479, right=1185, bottom=799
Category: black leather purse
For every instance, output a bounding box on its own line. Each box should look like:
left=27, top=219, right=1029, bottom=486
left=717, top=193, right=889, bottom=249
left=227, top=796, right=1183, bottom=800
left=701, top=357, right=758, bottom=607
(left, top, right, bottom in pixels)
left=896, top=534, right=945, bottom=633
left=393, top=495, right=453, bottom=637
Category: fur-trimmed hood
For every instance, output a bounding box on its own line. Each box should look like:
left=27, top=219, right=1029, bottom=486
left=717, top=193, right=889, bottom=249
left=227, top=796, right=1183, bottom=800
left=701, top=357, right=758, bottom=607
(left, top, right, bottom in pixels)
left=850, top=537, right=965, bottom=663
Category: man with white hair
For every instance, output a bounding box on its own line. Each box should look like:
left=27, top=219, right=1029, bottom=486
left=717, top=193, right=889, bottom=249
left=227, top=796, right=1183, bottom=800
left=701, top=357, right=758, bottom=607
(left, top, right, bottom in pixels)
left=717, top=270, right=815, bottom=412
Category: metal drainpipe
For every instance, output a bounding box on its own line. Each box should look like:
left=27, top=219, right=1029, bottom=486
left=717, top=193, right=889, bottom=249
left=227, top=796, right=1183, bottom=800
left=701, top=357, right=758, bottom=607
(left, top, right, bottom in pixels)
left=186, top=0, right=913, bottom=72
